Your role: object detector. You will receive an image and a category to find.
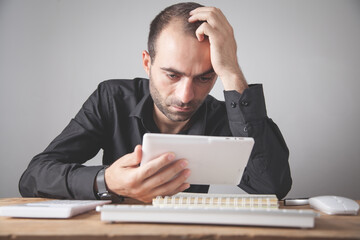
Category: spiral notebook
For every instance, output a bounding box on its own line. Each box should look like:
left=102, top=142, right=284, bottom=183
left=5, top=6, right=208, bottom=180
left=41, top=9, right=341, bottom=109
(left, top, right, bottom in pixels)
left=152, top=193, right=279, bottom=209
left=97, top=193, right=318, bottom=228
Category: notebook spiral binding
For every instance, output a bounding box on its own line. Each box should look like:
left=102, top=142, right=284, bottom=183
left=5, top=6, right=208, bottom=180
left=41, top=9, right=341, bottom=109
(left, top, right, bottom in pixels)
left=153, top=193, right=279, bottom=209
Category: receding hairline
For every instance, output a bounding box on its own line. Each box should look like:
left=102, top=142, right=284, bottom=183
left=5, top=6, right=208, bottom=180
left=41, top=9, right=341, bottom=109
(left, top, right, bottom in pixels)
left=161, top=17, right=198, bottom=36
left=148, top=2, right=205, bottom=62
left=150, top=17, right=206, bottom=61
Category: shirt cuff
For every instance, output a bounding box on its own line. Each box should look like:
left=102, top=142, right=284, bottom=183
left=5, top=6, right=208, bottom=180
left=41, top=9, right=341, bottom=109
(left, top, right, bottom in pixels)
left=223, top=84, right=267, bottom=123
left=69, top=165, right=104, bottom=200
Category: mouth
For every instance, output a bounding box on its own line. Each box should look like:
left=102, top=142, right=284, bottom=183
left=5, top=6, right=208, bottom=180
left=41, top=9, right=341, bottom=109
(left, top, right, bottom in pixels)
left=172, top=105, right=192, bottom=112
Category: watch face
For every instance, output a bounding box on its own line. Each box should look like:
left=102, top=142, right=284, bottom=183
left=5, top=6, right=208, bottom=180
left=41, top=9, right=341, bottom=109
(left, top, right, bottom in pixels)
left=99, top=192, right=112, bottom=200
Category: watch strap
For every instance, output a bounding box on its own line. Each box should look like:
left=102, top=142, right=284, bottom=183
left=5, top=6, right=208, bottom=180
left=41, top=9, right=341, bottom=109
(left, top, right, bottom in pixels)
left=96, top=167, right=112, bottom=200
left=96, top=167, right=124, bottom=202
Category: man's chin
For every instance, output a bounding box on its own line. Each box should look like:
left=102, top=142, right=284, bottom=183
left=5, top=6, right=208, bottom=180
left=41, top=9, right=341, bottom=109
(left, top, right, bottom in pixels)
left=166, top=111, right=193, bottom=122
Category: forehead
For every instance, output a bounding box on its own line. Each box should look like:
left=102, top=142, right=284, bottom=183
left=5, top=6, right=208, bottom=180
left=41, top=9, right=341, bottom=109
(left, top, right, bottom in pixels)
left=153, top=21, right=212, bottom=75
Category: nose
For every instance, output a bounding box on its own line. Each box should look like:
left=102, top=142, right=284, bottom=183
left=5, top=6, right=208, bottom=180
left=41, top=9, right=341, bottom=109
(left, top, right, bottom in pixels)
left=176, top=78, right=195, bottom=104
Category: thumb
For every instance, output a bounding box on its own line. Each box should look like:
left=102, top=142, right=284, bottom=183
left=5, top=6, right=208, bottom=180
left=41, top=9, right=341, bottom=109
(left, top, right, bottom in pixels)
left=117, top=145, right=142, bottom=167
left=133, top=145, right=142, bottom=165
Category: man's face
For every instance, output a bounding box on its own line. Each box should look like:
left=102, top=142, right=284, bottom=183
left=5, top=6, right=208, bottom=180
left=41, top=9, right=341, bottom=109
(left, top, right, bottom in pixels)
left=143, top=21, right=217, bottom=122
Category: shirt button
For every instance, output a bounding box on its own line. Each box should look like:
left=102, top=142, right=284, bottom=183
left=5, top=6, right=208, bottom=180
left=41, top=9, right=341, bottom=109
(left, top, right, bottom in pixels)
left=243, top=127, right=248, bottom=132
left=230, top=102, right=237, bottom=108
left=241, top=101, right=249, bottom=106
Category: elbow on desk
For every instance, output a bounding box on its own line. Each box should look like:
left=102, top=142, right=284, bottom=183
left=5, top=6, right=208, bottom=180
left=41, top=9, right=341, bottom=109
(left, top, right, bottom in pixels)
left=239, top=164, right=292, bottom=200
left=18, top=169, right=37, bottom=197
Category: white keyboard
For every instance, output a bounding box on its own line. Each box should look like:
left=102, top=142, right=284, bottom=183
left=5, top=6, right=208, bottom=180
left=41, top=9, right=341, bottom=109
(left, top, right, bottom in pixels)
left=96, top=204, right=318, bottom=228
left=0, top=199, right=111, bottom=218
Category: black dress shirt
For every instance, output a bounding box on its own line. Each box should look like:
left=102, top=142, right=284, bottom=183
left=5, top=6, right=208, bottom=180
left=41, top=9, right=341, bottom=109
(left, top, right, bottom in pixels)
left=19, top=78, right=292, bottom=200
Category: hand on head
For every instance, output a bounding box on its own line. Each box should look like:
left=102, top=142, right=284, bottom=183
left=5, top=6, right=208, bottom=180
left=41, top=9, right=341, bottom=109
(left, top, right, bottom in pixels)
left=189, top=7, right=248, bottom=93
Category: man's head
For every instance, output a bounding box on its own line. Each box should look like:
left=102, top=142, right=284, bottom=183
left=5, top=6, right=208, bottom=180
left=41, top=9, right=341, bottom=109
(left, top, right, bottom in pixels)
left=147, top=2, right=205, bottom=62
left=142, top=2, right=217, bottom=129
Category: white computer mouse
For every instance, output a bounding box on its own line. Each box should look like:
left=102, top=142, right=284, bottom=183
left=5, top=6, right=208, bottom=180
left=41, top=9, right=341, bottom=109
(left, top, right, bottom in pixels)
left=309, top=196, right=359, bottom=215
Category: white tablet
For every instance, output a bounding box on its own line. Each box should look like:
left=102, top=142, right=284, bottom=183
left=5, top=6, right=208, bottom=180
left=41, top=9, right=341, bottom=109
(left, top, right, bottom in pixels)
left=141, top=133, right=254, bottom=185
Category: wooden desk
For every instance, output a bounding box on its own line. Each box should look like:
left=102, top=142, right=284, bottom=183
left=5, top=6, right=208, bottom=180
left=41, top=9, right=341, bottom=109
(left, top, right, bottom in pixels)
left=0, top=198, right=359, bottom=240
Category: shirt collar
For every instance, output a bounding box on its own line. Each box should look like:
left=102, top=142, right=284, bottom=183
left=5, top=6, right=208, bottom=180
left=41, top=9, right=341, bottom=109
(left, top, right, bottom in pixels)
left=129, top=92, right=152, bottom=119
left=129, top=92, right=208, bottom=135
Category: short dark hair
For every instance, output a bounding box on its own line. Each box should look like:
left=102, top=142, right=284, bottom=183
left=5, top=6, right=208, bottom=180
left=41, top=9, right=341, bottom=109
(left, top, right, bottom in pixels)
left=147, top=2, right=205, bottom=62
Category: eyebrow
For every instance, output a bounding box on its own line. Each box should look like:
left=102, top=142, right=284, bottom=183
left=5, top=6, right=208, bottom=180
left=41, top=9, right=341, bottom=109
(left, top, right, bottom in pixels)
left=160, top=67, right=215, bottom=78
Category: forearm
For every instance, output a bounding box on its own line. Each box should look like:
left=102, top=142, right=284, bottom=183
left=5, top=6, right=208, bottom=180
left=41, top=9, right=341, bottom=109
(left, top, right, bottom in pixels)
left=18, top=122, right=103, bottom=199
left=224, top=85, right=292, bottom=199
left=238, top=118, right=291, bottom=199
left=220, top=66, right=248, bottom=94
left=19, top=82, right=113, bottom=199
left=19, top=112, right=105, bottom=199
left=19, top=157, right=102, bottom=199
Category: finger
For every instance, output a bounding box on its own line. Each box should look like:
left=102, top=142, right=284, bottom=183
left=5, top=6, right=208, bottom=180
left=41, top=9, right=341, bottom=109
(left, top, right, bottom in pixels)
left=189, top=8, right=223, bottom=26
left=133, top=145, right=142, bottom=165
left=166, top=182, right=191, bottom=197
left=189, top=12, right=217, bottom=27
left=142, top=159, right=189, bottom=189
left=149, top=169, right=191, bottom=197
left=195, top=22, right=214, bottom=42
left=118, top=145, right=142, bottom=167
left=189, top=7, right=218, bottom=16
left=139, top=152, right=176, bottom=179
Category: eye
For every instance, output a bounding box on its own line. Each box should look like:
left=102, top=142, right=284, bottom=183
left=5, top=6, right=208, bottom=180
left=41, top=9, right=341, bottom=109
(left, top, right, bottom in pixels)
left=197, top=75, right=214, bottom=83
left=200, top=77, right=211, bottom=81
left=167, top=74, right=180, bottom=80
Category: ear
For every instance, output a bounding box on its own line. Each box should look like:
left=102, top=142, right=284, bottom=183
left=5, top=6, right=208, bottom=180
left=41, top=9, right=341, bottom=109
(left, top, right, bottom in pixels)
left=142, top=50, right=151, bottom=77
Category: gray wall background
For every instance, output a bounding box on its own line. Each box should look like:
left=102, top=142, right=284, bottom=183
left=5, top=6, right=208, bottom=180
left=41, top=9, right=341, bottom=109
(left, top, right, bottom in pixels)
left=1, top=0, right=359, bottom=199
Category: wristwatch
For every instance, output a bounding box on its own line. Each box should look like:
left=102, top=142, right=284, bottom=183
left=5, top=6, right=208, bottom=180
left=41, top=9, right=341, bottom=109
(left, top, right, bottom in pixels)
left=96, top=167, right=112, bottom=200
left=96, top=167, right=124, bottom=202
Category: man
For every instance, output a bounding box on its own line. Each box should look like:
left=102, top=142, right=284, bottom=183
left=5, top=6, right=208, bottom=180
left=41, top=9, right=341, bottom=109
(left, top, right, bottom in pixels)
left=19, top=2, right=292, bottom=202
